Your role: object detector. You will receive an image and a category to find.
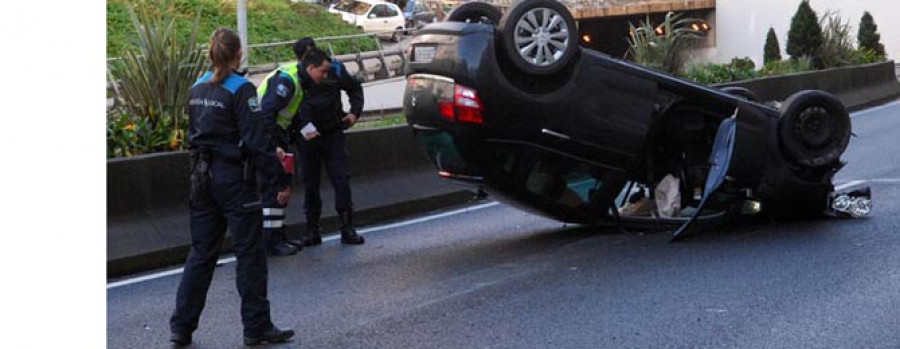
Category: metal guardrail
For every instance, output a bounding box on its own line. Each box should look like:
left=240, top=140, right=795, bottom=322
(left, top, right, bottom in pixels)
left=107, top=30, right=413, bottom=111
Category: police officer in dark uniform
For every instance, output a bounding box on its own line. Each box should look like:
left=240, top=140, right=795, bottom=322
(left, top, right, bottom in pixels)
left=169, top=28, right=295, bottom=347
left=254, top=39, right=319, bottom=256
left=292, top=41, right=366, bottom=246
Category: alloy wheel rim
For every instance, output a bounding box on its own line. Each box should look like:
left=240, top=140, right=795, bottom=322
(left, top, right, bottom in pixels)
left=513, top=7, right=569, bottom=67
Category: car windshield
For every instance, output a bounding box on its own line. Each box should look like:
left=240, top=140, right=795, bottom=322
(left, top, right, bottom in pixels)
left=347, top=1, right=372, bottom=15
left=333, top=0, right=354, bottom=11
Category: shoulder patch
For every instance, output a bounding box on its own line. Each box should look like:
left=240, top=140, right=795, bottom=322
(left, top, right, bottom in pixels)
left=248, top=96, right=261, bottom=112
left=222, top=73, right=250, bottom=94
left=276, top=84, right=289, bottom=98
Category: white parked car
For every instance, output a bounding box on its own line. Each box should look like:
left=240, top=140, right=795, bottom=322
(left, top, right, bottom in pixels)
left=330, top=0, right=406, bottom=41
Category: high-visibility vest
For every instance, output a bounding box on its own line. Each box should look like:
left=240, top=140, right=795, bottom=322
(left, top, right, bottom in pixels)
left=257, top=64, right=303, bottom=128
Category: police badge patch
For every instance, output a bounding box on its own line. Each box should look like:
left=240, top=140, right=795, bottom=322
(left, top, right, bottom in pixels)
left=248, top=97, right=261, bottom=112
left=276, top=84, right=289, bottom=97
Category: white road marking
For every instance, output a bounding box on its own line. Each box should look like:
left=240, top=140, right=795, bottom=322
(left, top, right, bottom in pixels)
left=835, top=180, right=868, bottom=191
left=851, top=101, right=900, bottom=117
left=835, top=178, right=900, bottom=192
left=107, top=202, right=499, bottom=290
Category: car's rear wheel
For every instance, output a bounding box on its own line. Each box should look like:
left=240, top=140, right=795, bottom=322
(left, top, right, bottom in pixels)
left=445, top=2, right=502, bottom=25
left=720, top=86, right=760, bottom=102
left=778, top=90, right=851, bottom=168
left=499, top=0, right=578, bottom=76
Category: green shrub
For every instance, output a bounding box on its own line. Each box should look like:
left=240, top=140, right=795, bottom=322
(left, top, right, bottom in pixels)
left=786, top=0, right=823, bottom=67
left=761, top=56, right=814, bottom=76
left=627, top=12, right=704, bottom=74
left=764, top=27, right=782, bottom=65
left=851, top=48, right=883, bottom=65
left=107, top=0, right=379, bottom=65
left=858, top=11, right=886, bottom=58
left=107, top=1, right=206, bottom=158
left=681, top=57, right=759, bottom=84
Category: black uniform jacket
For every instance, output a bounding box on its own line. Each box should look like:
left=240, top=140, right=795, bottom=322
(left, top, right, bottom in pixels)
left=296, top=61, right=364, bottom=135
left=188, top=72, right=291, bottom=189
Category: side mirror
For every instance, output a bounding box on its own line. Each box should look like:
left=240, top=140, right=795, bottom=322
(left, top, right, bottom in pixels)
left=368, top=13, right=377, bottom=19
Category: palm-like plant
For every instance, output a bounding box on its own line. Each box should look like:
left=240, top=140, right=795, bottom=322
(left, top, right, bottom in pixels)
left=108, top=1, right=207, bottom=155
left=627, top=12, right=704, bottom=74
left=817, top=10, right=856, bottom=68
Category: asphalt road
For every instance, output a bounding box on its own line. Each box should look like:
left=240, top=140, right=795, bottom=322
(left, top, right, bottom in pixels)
left=107, top=101, right=900, bottom=348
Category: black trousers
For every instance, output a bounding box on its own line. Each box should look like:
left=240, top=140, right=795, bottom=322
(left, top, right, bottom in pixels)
left=170, top=167, right=274, bottom=337
left=260, top=177, right=288, bottom=248
left=296, top=131, right=353, bottom=216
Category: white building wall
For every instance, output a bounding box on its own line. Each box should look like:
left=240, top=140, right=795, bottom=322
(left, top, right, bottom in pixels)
left=709, top=0, right=900, bottom=66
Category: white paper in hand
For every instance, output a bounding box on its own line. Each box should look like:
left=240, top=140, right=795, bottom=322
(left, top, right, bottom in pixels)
left=301, top=122, right=318, bottom=140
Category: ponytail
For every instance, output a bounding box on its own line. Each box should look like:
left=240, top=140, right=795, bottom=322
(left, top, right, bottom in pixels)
left=208, top=28, right=242, bottom=84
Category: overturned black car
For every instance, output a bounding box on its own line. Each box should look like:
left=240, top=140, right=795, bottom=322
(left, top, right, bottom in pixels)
left=402, top=0, right=871, bottom=239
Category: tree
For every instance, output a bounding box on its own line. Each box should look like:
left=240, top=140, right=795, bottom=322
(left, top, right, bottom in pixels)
left=786, top=0, right=823, bottom=66
left=764, top=27, right=782, bottom=64
left=858, top=11, right=885, bottom=57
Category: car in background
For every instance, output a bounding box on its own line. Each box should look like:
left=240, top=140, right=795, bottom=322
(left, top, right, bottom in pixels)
left=403, top=0, right=871, bottom=239
left=330, top=0, right=406, bottom=41
left=404, top=0, right=437, bottom=30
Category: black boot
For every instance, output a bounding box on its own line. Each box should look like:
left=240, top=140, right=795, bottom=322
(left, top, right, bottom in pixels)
left=244, top=327, right=295, bottom=346
left=272, top=228, right=302, bottom=255
left=301, top=212, right=322, bottom=247
left=169, top=332, right=191, bottom=347
left=268, top=241, right=299, bottom=256
left=339, top=211, right=365, bottom=245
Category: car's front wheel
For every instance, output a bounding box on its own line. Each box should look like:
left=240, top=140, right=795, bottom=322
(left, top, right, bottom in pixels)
left=498, top=0, right=578, bottom=76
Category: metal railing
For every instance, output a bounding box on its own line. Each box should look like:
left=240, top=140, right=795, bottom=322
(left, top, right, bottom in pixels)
left=246, top=29, right=412, bottom=80
left=107, top=29, right=414, bottom=111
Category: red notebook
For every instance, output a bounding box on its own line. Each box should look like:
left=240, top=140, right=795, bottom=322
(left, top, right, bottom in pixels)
left=281, top=153, right=295, bottom=174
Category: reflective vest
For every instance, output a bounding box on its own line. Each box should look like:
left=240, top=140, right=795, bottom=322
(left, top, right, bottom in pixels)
left=257, top=64, right=304, bottom=128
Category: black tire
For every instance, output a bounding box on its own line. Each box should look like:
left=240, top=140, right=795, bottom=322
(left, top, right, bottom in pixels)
left=720, top=86, right=760, bottom=102
left=498, top=0, right=579, bottom=76
left=445, top=2, right=502, bottom=25
left=778, top=90, right=851, bottom=168
left=391, top=27, right=403, bottom=42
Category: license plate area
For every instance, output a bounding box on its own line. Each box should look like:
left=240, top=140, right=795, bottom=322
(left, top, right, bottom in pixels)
left=413, top=45, right=436, bottom=63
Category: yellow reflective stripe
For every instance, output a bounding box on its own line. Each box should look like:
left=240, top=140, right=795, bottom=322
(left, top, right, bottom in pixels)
left=257, top=64, right=304, bottom=128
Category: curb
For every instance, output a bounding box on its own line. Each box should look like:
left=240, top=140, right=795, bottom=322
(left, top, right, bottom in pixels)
left=107, top=189, right=475, bottom=279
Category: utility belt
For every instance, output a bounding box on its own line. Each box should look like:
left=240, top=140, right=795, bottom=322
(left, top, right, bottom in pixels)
left=190, top=142, right=251, bottom=184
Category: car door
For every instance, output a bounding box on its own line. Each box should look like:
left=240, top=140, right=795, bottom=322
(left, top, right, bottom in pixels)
left=367, top=4, right=394, bottom=32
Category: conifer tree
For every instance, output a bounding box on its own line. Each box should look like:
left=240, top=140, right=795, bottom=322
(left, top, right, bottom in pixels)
left=858, top=11, right=885, bottom=57
left=764, top=27, right=782, bottom=64
left=786, top=0, right=823, bottom=66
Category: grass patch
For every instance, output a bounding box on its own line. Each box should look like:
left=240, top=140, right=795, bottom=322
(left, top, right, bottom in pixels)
left=355, top=113, right=407, bottom=129
left=107, top=0, right=379, bottom=65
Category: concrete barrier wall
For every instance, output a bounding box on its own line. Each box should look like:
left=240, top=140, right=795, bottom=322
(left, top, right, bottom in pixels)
left=716, top=61, right=900, bottom=110
left=108, top=125, right=429, bottom=217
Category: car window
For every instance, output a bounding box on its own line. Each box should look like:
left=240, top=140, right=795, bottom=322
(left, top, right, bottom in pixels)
left=384, top=5, right=399, bottom=17
left=371, top=4, right=388, bottom=17
left=348, top=1, right=372, bottom=15
left=333, top=0, right=354, bottom=11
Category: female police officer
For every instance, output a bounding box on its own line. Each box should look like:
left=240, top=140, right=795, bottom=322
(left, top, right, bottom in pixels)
left=169, top=28, right=295, bottom=347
